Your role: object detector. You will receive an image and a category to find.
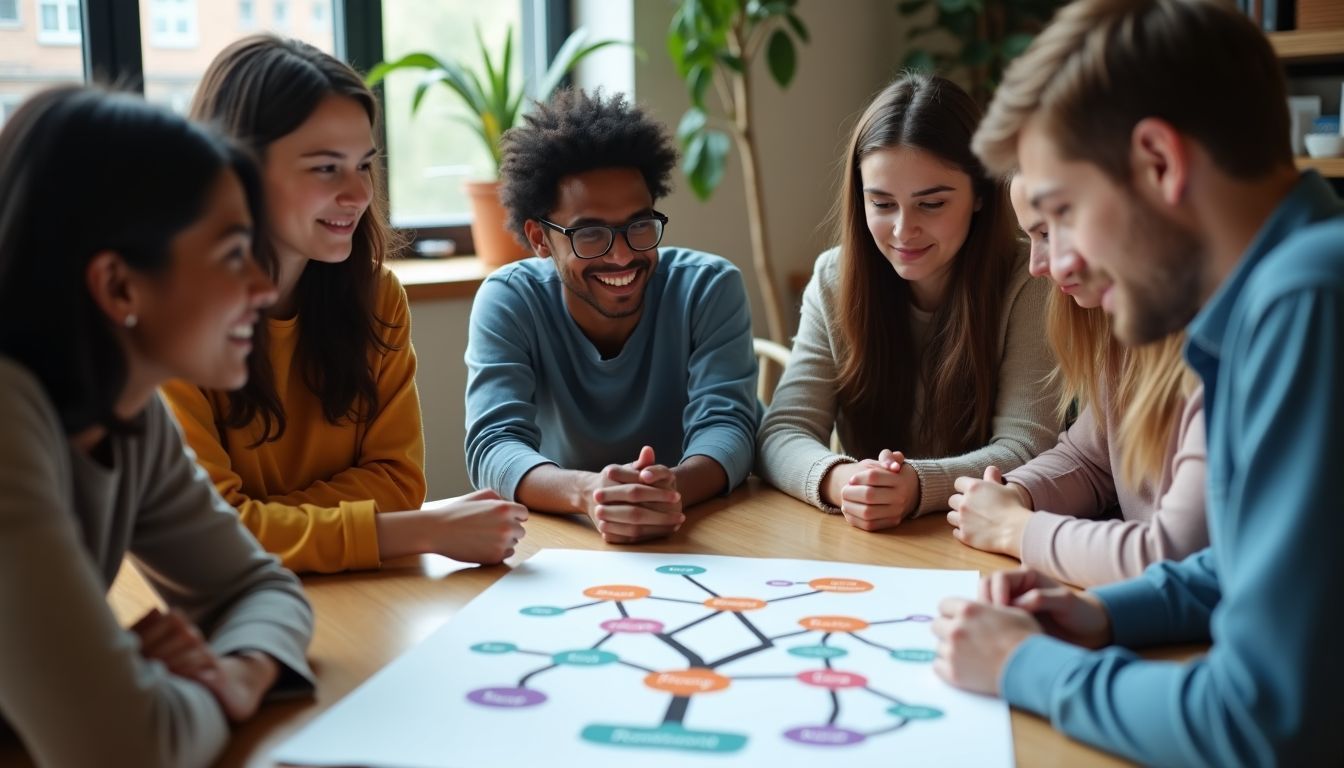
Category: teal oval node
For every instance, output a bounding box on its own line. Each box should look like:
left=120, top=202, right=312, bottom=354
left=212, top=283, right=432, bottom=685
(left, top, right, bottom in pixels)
left=788, top=645, right=848, bottom=660
left=469, top=642, right=517, bottom=654
left=888, top=704, right=944, bottom=720
left=890, top=648, right=937, bottom=662
left=553, top=649, right=619, bottom=666
left=656, top=565, right=707, bottom=575
left=520, top=605, right=565, bottom=617
left=581, top=723, right=747, bottom=753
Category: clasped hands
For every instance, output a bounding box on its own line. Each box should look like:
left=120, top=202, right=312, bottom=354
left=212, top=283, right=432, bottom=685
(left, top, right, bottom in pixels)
left=130, top=608, right=280, bottom=722
left=585, top=445, right=683, bottom=544
left=826, top=449, right=919, bottom=531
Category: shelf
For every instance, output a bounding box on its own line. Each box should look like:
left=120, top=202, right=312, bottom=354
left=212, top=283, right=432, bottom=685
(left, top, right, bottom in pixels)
left=1269, top=29, right=1344, bottom=62
left=1296, top=155, right=1344, bottom=177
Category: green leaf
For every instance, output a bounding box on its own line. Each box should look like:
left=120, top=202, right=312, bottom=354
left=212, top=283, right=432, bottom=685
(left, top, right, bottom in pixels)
left=677, top=108, right=707, bottom=142
left=1001, top=32, right=1035, bottom=61
left=687, top=129, right=732, bottom=199
left=765, top=30, right=796, bottom=88
left=365, top=52, right=446, bottom=85
left=538, top=29, right=628, bottom=101
left=903, top=49, right=936, bottom=71
left=897, top=0, right=930, bottom=15
left=786, top=12, right=809, bottom=43
left=688, top=63, right=711, bottom=108
left=937, top=0, right=970, bottom=11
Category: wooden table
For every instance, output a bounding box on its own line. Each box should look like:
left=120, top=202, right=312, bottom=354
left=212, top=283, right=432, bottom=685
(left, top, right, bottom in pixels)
left=93, top=479, right=1183, bottom=767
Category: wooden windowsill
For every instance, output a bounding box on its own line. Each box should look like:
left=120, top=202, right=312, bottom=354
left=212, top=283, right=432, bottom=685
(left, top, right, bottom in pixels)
left=390, top=256, right=491, bottom=302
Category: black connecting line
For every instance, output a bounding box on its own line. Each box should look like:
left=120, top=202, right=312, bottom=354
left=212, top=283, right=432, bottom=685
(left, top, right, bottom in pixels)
left=682, top=574, right=719, bottom=597
left=562, top=599, right=604, bottom=612
left=618, top=660, right=656, bottom=673
left=518, top=663, right=559, bottom=688
left=652, top=633, right=709, bottom=668
left=662, top=695, right=691, bottom=725
left=615, top=601, right=628, bottom=618
left=766, top=590, right=822, bottom=604
left=668, top=611, right=723, bottom=636
left=845, top=632, right=896, bottom=654
left=646, top=595, right=705, bottom=605
left=591, top=633, right=613, bottom=650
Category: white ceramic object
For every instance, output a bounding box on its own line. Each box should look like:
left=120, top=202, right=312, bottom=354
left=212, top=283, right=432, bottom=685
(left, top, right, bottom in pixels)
left=1304, top=133, right=1344, bottom=158
left=1288, top=95, right=1323, bottom=155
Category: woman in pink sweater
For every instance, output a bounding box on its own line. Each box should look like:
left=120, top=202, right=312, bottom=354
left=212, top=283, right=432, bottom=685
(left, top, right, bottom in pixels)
left=945, top=175, right=1207, bottom=587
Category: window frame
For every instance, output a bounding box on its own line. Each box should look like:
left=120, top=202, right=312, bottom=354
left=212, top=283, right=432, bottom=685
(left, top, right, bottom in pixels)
left=37, top=0, right=82, bottom=45
left=0, top=0, right=21, bottom=28
left=147, top=0, right=197, bottom=49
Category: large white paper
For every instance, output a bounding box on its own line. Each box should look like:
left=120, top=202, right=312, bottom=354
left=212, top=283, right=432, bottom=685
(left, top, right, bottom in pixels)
left=274, top=549, right=1014, bottom=768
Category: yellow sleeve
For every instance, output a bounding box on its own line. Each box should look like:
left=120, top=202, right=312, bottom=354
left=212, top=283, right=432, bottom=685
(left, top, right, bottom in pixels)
left=160, top=379, right=382, bottom=574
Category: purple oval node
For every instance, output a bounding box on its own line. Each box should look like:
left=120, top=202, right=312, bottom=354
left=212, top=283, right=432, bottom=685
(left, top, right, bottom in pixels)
left=783, top=725, right=866, bottom=746
left=766, top=580, right=794, bottom=587
left=600, top=617, right=665, bottom=634
left=466, top=687, right=547, bottom=708
left=906, top=614, right=933, bottom=622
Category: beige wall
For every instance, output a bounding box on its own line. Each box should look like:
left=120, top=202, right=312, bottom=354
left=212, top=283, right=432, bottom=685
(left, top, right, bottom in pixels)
left=415, top=0, right=911, bottom=498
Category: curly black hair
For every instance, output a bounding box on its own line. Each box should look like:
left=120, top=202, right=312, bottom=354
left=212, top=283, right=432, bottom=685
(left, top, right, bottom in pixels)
left=499, top=88, right=678, bottom=243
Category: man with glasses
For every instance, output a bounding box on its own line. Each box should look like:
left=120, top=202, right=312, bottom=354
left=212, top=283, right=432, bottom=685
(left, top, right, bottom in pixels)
left=464, top=88, right=760, bottom=544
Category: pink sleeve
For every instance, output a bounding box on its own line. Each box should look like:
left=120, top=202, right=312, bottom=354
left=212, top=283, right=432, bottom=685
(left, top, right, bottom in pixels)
left=1018, top=389, right=1208, bottom=587
left=1005, top=403, right=1117, bottom=518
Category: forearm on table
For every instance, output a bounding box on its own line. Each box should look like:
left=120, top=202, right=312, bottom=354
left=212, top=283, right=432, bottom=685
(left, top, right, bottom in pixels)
left=673, top=455, right=729, bottom=507
left=514, top=463, right=595, bottom=516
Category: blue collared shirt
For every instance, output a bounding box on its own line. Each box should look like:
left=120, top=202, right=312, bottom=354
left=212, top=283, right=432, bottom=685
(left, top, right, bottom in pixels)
left=1000, top=172, right=1344, bottom=766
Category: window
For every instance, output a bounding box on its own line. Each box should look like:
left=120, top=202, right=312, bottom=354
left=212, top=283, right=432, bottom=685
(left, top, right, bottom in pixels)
left=149, top=0, right=198, bottom=48
left=37, top=0, right=80, bottom=45
left=140, top=1, right=335, bottom=116
left=312, top=1, right=325, bottom=26
left=382, top=1, right=524, bottom=226
left=0, top=96, right=22, bottom=127
left=0, top=0, right=19, bottom=26
left=273, top=0, right=288, bottom=28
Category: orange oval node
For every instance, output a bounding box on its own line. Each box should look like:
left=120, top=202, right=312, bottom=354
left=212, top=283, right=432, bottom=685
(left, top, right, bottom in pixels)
left=582, top=585, right=651, bottom=601
left=809, top=578, right=874, bottom=593
left=702, top=597, right=767, bottom=612
left=643, top=668, right=731, bottom=695
left=798, top=615, right=870, bottom=632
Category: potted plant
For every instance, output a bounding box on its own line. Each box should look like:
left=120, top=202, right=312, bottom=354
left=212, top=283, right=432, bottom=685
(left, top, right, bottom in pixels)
left=369, top=26, right=624, bottom=268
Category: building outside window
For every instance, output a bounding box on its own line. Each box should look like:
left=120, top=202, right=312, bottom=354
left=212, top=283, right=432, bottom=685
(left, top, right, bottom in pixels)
left=239, top=0, right=255, bottom=29
left=149, top=0, right=199, bottom=49
left=0, top=0, right=20, bottom=27
left=37, top=0, right=81, bottom=45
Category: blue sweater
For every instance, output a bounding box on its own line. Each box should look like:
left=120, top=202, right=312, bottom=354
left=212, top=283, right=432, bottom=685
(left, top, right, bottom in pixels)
left=1001, top=172, right=1344, bottom=766
left=464, top=248, right=760, bottom=500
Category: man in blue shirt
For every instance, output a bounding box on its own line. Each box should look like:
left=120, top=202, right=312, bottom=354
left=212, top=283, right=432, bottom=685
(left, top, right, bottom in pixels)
left=932, top=0, right=1344, bottom=765
left=465, top=88, right=760, bottom=544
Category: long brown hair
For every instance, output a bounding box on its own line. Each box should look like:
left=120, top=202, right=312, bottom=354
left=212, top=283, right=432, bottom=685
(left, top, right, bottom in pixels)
left=834, top=73, right=1019, bottom=459
left=190, top=34, right=401, bottom=443
left=1045, top=290, right=1196, bottom=489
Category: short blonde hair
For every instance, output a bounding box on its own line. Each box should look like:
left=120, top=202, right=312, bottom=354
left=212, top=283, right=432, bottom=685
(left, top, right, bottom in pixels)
left=973, top=0, right=1291, bottom=181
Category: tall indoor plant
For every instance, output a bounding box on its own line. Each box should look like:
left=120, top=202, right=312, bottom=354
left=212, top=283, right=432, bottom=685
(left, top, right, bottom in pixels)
left=369, top=26, right=624, bottom=267
left=667, top=0, right=809, bottom=344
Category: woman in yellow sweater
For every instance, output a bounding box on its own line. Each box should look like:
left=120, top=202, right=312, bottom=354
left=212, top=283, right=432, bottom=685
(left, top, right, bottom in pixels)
left=163, top=35, right=527, bottom=573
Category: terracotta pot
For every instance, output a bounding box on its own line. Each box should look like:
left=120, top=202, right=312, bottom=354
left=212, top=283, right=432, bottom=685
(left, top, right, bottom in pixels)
left=464, top=179, right=530, bottom=269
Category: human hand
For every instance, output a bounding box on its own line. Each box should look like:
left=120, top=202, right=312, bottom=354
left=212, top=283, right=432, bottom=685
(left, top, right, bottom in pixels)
left=947, top=466, right=1032, bottom=557
left=130, top=609, right=279, bottom=722
left=826, top=449, right=918, bottom=531
left=980, top=568, right=1112, bottom=649
left=411, top=489, right=528, bottom=564
left=586, top=446, right=683, bottom=544
left=931, top=597, right=1042, bottom=695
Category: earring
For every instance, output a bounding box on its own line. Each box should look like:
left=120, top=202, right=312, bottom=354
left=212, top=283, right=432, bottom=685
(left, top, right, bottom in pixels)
left=123, top=314, right=138, bottom=329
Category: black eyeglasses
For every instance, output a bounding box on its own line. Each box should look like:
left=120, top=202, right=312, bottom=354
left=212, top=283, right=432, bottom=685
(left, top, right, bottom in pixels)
left=536, top=211, right=669, bottom=259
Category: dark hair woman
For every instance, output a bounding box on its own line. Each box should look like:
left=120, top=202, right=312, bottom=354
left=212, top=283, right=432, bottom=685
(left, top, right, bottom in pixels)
left=756, top=73, right=1060, bottom=530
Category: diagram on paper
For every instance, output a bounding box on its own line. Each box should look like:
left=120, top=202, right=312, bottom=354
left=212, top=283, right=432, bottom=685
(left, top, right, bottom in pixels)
left=273, top=550, right=1016, bottom=768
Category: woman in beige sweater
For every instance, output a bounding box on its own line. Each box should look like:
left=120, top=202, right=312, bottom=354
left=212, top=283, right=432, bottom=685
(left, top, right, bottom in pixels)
left=756, top=74, right=1060, bottom=528
left=945, top=176, right=1207, bottom=586
left=0, top=88, right=313, bottom=767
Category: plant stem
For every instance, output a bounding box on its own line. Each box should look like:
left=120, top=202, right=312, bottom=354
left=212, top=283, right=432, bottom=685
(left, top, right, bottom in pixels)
left=728, top=22, right=786, bottom=343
